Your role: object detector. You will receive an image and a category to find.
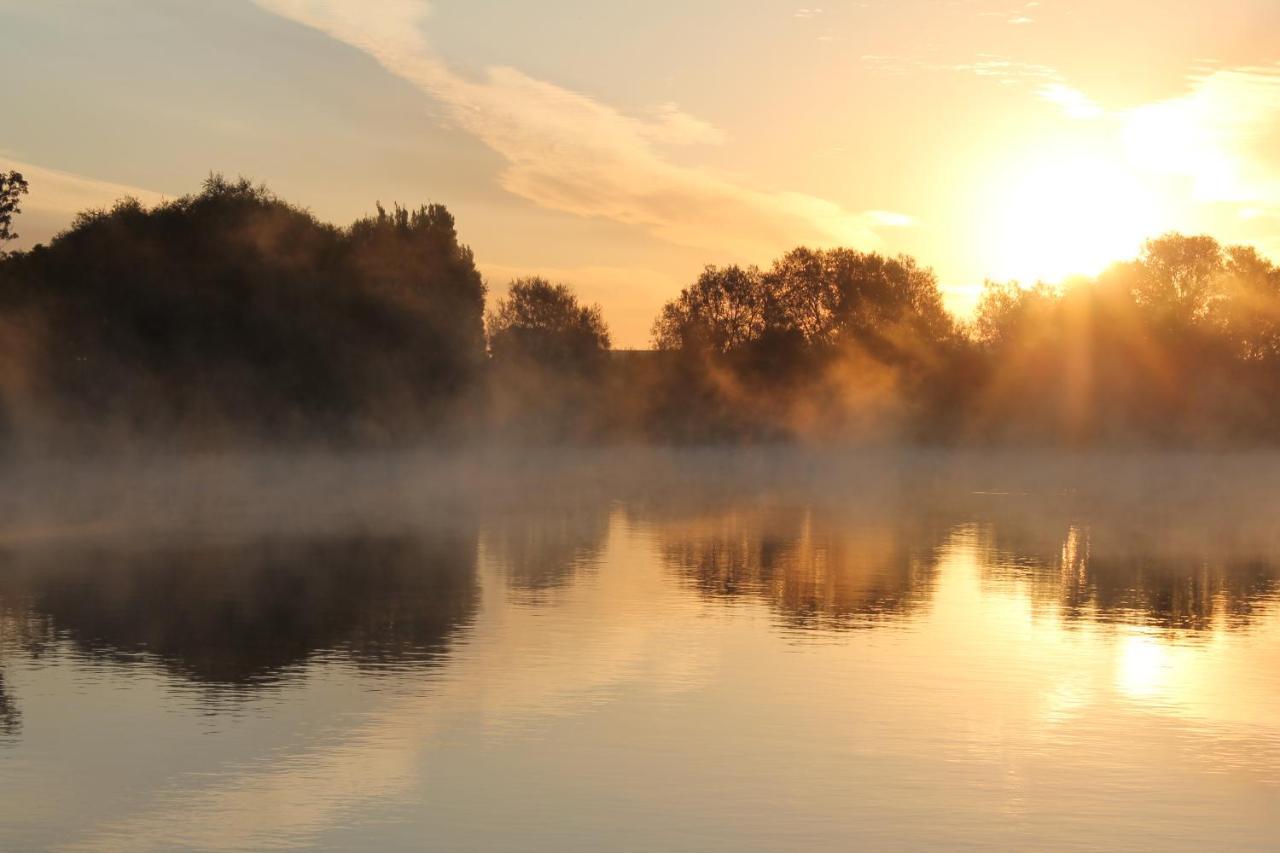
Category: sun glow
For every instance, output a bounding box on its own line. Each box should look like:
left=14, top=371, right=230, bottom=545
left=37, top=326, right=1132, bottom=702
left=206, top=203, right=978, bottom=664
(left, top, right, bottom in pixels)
left=1115, top=631, right=1175, bottom=701
left=981, top=144, right=1167, bottom=285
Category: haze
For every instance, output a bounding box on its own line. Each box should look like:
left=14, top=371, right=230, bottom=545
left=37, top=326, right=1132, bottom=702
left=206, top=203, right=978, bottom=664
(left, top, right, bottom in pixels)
left=3, top=6, right=1280, bottom=851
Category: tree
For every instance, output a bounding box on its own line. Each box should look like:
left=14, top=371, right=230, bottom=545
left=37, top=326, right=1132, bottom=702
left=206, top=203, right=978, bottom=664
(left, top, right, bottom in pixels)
left=763, top=248, right=956, bottom=356
left=488, top=277, right=610, bottom=369
left=484, top=277, right=612, bottom=441
left=0, top=171, right=30, bottom=249
left=0, top=175, right=488, bottom=443
left=967, top=234, right=1280, bottom=442
left=652, top=265, right=764, bottom=353
left=648, top=247, right=960, bottom=441
left=1130, top=233, right=1226, bottom=329
left=346, top=199, right=489, bottom=394
left=1219, top=245, right=1280, bottom=361
left=653, top=248, right=955, bottom=360
left=972, top=280, right=1060, bottom=349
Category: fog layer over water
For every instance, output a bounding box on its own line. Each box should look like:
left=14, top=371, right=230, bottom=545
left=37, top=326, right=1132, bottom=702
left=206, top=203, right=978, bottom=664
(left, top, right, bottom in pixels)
left=0, top=449, right=1278, bottom=851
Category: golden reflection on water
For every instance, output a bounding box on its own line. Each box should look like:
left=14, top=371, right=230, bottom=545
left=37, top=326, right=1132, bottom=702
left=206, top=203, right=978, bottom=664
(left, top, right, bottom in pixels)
left=0, top=486, right=1278, bottom=851
left=1115, top=632, right=1165, bottom=699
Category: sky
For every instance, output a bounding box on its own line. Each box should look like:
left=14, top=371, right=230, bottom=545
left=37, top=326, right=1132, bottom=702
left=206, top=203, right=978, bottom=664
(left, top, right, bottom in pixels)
left=3, top=0, right=1280, bottom=347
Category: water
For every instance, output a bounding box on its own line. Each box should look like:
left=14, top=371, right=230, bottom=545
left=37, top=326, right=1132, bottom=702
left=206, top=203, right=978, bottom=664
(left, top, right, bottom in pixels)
left=0, top=450, right=1278, bottom=851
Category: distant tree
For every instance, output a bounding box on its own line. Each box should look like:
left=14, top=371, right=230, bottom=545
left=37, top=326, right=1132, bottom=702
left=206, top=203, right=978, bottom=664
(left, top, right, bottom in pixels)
left=763, top=248, right=956, bottom=356
left=967, top=234, right=1280, bottom=442
left=0, top=171, right=30, bottom=249
left=652, top=265, right=764, bottom=353
left=654, top=248, right=955, bottom=359
left=1129, top=233, right=1227, bottom=329
left=488, top=277, right=610, bottom=369
left=1220, top=245, right=1280, bottom=361
left=484, top=277, right=612, bottom=442
left=648, top=247, right=961, bottom=441
left=0, top=175, right=487, bottom=443
left=347, top=200, right=489, bottom=393
left=972, top=280, right=1060, bottom=348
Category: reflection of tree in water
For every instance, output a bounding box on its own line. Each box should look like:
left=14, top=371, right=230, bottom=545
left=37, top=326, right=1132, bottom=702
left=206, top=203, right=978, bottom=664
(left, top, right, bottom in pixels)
left=481, top=505, right=610, bottom=603
left=0, top=531, right=479, bottom=686
left=0, top=670, right=18, bottom=742
left=656, top=505, right=947, bottom=631
left=976, top=517, right=1280, bottom=631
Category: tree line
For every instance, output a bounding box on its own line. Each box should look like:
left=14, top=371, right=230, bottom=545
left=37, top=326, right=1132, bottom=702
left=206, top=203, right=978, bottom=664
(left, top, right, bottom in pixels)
left=1, top=171, right=1279, bottom=447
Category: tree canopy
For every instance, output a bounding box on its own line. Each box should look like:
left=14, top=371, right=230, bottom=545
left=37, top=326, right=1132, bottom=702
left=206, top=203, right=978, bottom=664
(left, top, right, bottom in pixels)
left=488, top=277, right=610, bottom=369
left=1, top=173, right=1279, bottom=447
left=971, top=233, right=1280, bottom=442
left=0, top=171, right=29, bottom=250
left=655, top=248, right=954, bottom=352
left=0, top=175, right=487, bottom=443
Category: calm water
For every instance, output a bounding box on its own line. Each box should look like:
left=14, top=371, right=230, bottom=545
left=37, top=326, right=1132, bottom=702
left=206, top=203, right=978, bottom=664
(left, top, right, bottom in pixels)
left=0, top=451, right=1278, bottom=851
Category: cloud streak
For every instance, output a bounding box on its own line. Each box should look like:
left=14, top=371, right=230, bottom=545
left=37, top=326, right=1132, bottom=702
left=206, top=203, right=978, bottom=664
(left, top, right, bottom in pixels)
left=1122, top=65, right=1280, bottom=208
left=253, top=0, right=906, bottom=258
left=0, top=157, right=167, bottom=248
left=1038, top=83, right=1104, bottom=119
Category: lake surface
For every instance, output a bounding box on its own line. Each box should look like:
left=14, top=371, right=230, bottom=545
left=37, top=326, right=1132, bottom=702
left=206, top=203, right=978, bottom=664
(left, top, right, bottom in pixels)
left=1, top=450, right=1278, bottom=851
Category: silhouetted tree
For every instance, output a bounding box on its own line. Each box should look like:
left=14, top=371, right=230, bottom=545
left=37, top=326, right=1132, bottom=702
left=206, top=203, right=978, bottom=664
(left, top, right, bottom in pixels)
left=971, top=280, right=1059, bottom=348
left=656, top=249, right=955, bottom=360
left=0, top=176, right=487, bottom=444
left=650, top=247, right=962, bottom=441
left=5, top=169, right=1280, bottom=449
left=488, top=277, right=610, bottom=368
left=652, top=265, right=765, bottom=354
left=347, top=201, right=488, bottom=391
left=766, top=248, right=955, bottom=351
left=971, top=233, right=1280, bottom=443
left=0, top=171, right=29, bottom=251
left=485, top=277, right=612, bottom=441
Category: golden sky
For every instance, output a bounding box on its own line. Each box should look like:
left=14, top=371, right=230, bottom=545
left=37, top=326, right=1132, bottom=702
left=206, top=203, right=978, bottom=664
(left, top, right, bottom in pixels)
left=3, top=0, right=1279, bottom=346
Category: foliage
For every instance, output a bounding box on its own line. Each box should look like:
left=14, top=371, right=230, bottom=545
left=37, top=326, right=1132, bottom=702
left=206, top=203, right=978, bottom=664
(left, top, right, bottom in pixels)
left=0, top=175, right=486, bottom=443
left=488, top=277, right=610, bottom=369
left=654, top=249, right=954, bottom=357
left=971, top=233, right=1280, bottom=443
left=485, top=277, right=612, bottom=442
left=650, top=247, right=963, bottom=441
left=2, top=172, right=1280, bottom=447
left=0, top=171, right=30, bottom=249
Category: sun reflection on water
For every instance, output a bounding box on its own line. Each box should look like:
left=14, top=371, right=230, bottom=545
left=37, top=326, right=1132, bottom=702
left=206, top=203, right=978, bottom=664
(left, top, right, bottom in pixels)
left=1115, top=631, right=1172, bottom=701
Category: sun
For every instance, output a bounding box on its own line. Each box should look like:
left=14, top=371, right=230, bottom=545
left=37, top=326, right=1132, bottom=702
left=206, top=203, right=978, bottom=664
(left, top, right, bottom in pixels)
left=980, top=142, right=1168, bottom=285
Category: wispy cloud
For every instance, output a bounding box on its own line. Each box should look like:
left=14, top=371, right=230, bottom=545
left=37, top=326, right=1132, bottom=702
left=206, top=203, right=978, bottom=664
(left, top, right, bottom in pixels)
left=946, top=54, right=1058, bottom=84
left=862, top=50, right=1061, bottom=89
left=864, top=51, right=1102, bottom=120
left=1038, top=83, right=1104, bottom=119
left=976, top=0, right=1040, bottom=25
left=1122, top=65, right=1280, bottom=208
left=253, top=0, right=908, bottom=259
left=0, top=156, right=167, bottom=247
left=865, top=210, right=916, bottom=227
left=0, top=157, right=166, bottom=216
